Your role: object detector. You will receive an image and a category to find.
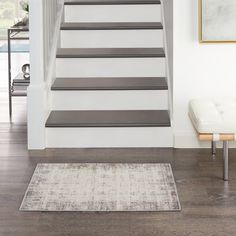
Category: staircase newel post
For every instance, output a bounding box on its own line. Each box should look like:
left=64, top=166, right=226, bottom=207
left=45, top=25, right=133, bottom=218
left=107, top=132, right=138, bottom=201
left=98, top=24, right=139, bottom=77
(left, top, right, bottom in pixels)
left=27, top=0, right=47, bottom=149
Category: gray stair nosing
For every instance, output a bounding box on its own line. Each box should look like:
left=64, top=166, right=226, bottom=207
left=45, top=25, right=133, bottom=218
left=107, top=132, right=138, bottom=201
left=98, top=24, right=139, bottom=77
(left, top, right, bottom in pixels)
left=57, top=54, right=165, bottom=58
left=51, top=77, right=168, bottom=91
left=56, top=48, right=165, bottom=58
left=46, top=123, right=170, bottom=128
left=51, top=87, right=168, bottom=91
left=64, top=0, right=161, bottom=5
left=61, top=22, right=163, bottom=30
left=45, top=110, right=171, bottom=128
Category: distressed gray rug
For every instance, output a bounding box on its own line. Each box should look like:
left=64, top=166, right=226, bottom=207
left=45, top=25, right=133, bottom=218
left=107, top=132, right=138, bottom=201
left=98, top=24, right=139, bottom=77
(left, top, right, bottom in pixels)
left=20, top=163, right=181, bottom=212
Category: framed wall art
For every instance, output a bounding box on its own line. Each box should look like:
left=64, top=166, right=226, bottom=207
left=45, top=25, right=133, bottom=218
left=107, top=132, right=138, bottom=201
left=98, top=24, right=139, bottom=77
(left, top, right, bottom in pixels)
left=199, top=0, right=236, bottom=43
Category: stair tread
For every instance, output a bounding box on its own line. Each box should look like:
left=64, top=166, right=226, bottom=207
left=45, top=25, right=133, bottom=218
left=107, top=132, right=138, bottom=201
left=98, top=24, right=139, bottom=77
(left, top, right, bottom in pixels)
left=57, top=48, right=165, bottom=58
left=65, top=0, right=161, bottom=5
left=46, top=110, right=170, bottom=127
left=51, top=77, right=168, bottom=90
left=61, top=22, right=163, bottom=30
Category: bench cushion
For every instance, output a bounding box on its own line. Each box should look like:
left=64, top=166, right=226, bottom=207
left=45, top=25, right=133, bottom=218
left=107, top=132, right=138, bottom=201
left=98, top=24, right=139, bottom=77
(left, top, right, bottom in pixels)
left=189, top=98, right=236, bottom=133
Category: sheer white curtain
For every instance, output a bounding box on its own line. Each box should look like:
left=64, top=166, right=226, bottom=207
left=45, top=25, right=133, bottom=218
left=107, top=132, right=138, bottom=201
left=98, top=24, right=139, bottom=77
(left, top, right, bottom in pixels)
left=0, top=0, right=25, bottom=39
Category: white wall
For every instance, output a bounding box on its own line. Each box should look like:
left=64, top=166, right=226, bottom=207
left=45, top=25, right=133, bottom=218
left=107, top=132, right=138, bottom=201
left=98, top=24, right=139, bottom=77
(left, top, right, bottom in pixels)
left=173, top=0, right=236, bottom=148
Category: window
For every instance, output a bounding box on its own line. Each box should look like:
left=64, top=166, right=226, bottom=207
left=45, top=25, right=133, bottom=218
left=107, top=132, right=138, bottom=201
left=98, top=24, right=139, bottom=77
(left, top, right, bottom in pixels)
left=0, top=0, right=25, bottom=39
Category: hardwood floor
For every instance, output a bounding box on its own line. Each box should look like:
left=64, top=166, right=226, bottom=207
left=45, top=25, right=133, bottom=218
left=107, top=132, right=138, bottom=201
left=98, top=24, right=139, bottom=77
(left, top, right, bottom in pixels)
left=1, top=122, right=236, bottom=235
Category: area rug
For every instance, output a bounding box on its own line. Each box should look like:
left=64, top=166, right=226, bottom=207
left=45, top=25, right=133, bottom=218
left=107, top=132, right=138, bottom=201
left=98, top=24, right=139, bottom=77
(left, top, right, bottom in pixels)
left=20, top=163, right=181, bottom=212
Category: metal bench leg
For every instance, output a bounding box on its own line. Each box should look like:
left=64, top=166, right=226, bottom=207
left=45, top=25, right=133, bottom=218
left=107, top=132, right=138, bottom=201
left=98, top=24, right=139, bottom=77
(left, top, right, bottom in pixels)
left=211, top=141, right=216, bottom=156
left=223, top=141, right=229, bottom=181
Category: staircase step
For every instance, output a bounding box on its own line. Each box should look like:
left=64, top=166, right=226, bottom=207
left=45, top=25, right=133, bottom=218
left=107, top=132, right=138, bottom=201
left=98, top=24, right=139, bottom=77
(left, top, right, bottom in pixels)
left=64, top=0, right=161, bottom=5
left=51, top=90, right=168, bottom=110
left=46, top=110, right=170, bottom=128
left=64, top=3, right=161, bottom=23
left=46, top=126, right=173, bottom=148
left=61, top=27, right=163, bottom=48
left=51, top=77, right=168, bottom=90
left=57, top=48, right=165, bottom=58
left=57, top=58, right=166, bottom=77
left=61, top=22, right=163, bottom=30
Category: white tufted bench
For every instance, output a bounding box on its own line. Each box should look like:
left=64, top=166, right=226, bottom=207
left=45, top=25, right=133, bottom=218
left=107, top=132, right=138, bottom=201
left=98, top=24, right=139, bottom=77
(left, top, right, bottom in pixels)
left=189, top=98, right=236, bottom=181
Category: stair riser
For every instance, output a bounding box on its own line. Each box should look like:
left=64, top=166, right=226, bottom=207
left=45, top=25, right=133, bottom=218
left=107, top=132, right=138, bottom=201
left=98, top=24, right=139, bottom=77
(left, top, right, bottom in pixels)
left=46, top=127, right=173, bottom=148
left=61, top=30, right=163, bottom=48
left=51, top=90, right=168, bottom=110
left=64, top=5, right=161, bottom=22
left=56, top=58, right=166, bottom=77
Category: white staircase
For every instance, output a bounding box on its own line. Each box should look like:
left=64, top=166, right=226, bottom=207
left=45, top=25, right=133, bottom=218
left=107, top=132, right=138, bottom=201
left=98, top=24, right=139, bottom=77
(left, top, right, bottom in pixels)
left=44, top=0, right=173, bottom=148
